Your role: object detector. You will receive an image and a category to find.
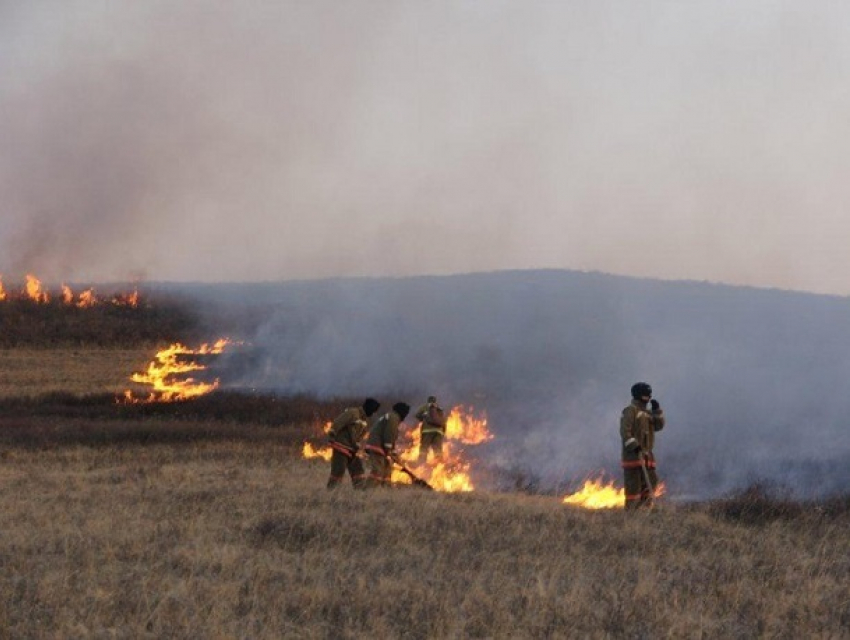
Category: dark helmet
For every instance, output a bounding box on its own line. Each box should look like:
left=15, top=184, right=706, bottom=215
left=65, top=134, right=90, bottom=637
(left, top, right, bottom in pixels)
left=427, top=395, right=437, bottom=403
left=631, top=382, right=652, bottom=399
left=362, top=397, right=380, bottom=417
left=392, top=402, right=411, bottom=421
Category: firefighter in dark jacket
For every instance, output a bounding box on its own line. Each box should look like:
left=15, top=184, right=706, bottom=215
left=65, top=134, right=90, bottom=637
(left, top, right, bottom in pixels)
left=415, top=395, right=447, bottom=463
left=326, top=397, right=380, bottom=489
left=620, top=382, right=666, bottom=509
left=363, top=402, right=410, bottom=487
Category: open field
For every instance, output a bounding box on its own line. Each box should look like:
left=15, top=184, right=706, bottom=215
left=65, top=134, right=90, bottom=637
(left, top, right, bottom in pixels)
left=0, top=436, right=848, bottom=638
left=0, top=349, right=847, bottom=637
left=0, top=348, right=152, bottom=398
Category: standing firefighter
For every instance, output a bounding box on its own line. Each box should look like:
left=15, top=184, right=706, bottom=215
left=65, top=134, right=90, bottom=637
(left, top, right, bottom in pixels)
left=620, top=382, right=666, bottom=509
left=363, top=402, right=410, bottom=487
left=327, top=397, right=380, bottom=489
left=415, top=395, right=447, bottom=463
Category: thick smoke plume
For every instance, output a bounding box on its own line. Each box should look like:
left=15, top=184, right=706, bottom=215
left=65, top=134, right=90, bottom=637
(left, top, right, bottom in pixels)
left=167, top=270, right=850, bottom=500
left=4, top=3, right=850, bottom=293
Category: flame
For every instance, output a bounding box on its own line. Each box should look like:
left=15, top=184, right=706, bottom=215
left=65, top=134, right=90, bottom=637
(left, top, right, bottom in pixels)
left=396, top=406, right=491, bottom=491
left=25, top=274, right=49, bottom=303
left=300, top=406, right=492, bottom=492
left=124, top=339, right=232, bottom=403
left=562, top=475, right=667, bottom=509
left=0, top=274, right=140, bottom=307
left=302, top=441, right=333, bottom=461
left=111, top=288, right=140, bottom=307
left=77, top=288, right=97, bottom=308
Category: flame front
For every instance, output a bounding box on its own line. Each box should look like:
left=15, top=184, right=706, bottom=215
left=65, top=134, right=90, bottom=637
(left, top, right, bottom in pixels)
left=124, top=339, right=231, bottom=403
left=0, top=274, right=139, bottom=307
left=563, top=475, right=667, bottom=509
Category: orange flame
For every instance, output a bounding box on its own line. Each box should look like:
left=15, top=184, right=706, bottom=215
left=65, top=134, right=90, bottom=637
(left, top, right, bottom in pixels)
left=0, top=276, right=6, bottom=302
left=562, top=475, right=667, bottom=509
left=25, top=274, right=49, bottom=303
left=61, top=284, right=73, bottom=305
left=300, top=406, right=492, bottom=492
left=124, top=339, right=232, bottom=403
left=302, top=440, right=333, bottom=461
left=77, top=288, right=97, bottom=308
left=111, top=288, right=140, bottom=307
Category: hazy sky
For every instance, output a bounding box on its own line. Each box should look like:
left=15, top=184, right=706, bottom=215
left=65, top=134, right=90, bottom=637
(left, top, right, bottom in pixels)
left=2, top=1, right=850, bottom=294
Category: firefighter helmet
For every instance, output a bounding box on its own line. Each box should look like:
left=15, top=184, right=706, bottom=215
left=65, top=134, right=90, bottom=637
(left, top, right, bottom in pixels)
left=393, top=402, right=411, bottom=421
left=631, top=382, right=652, bottom=399
left=362, top=397, right=380, bottom=416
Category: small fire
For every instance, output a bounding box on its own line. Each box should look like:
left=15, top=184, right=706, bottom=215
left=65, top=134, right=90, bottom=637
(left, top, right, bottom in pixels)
left=395, top=406, right=491, bottom=491
left=302, top=440, right=333, bottom=461
left=111, top=288, right=140, bottom=307
left=302, top=406, right=492, bottom=492
left=77, top=288, right=97, bottom=308
left=562, top=475, right=667, bottom=509
left=0, top=276, right=6, bottom=301
left=25, top=274, right=49, bottom=303
left=124, top=338, right=232, bottom=403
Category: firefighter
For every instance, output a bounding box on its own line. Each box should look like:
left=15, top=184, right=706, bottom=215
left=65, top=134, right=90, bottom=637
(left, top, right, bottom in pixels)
left=363, top=402, right=410, bottom=487
left=415, top=395, right=447, bottom=463
left=326, top=397, right=380, bottom=489
left=620, top=382, right=665, bottom=509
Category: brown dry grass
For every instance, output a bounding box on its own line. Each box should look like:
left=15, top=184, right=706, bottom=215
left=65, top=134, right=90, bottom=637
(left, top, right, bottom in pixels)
left=0, top=348, right=847, bottom=638
left=0, top=348, right=152, bottom=398
left=0, top=442, right=847, bottom=639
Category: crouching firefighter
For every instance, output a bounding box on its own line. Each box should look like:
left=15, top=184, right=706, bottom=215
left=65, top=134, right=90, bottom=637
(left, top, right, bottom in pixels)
left=620, top=382, right=666, bottom=509
left=363, top=402, right=410, bottom=488
left=327, top=397, right=380, bottom=489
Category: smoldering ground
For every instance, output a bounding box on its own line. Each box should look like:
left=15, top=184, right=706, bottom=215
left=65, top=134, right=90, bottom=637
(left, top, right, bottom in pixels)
left=159, top=270, right=850, bottom=500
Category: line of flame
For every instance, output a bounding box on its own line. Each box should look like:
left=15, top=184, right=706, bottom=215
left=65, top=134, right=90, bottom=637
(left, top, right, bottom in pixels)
left=123, top=339, right=232, bottom=403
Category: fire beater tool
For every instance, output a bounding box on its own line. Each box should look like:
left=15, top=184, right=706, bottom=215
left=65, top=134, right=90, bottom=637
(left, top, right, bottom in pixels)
left=640, top=455, right=655, bottom=508
left=393, top=458, right=434, bottom=490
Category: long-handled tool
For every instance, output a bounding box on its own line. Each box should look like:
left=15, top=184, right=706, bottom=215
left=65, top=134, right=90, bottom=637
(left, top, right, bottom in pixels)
left=640, top=455, right=655, bottom=508
left=393, top=458, right=434, bottom=490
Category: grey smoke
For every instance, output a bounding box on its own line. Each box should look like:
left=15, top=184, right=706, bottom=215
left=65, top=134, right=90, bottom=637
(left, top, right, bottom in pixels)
left=3, top=3, right=850, bottom=293
left=165, top=270, right=850, bottom=500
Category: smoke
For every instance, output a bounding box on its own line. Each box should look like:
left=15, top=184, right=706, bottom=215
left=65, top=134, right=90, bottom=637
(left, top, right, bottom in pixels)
left=4, top=2, right=850, bottom=293
left=173, top=270, right=850, bottom=500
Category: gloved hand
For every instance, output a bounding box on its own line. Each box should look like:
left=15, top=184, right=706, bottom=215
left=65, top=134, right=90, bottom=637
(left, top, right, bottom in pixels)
left=650, top=399, right=660, bottom=411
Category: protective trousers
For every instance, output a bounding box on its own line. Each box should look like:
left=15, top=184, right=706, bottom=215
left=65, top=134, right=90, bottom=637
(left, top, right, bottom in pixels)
left=365, top=449, right=392, bottom=488
left=327, top=448, right=366, bottom=489
left=622, top=454, right=657, bottom=509
left=418, top=431, right=444, bottom=463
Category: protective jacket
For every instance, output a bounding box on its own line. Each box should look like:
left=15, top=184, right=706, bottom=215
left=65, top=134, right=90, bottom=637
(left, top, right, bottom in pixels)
left=328, top=406, right=369, bottom=456
left=620, top=399, right=665, bottom=463
left=415, top=401, right=447, bottom=435
left=364, top=409, right=402, bottom=457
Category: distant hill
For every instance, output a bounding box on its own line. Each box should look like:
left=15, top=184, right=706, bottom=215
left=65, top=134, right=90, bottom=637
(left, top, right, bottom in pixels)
left=143, top=270, right=850, bottom=499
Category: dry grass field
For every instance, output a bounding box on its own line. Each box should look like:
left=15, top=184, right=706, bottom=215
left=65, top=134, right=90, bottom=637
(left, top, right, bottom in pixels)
left=0, top=348, right=848, bottom=638
left=0, top=348, right=152, bottom=398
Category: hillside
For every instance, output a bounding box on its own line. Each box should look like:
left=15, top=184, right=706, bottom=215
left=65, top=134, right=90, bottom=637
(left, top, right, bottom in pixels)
left=150, top=270, right=850, bottom=500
